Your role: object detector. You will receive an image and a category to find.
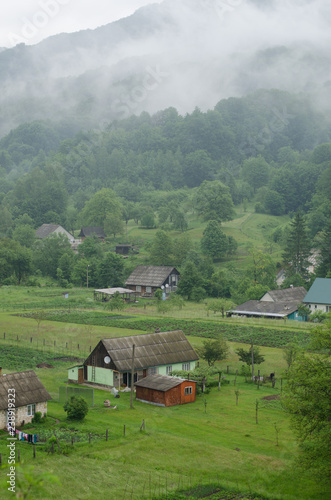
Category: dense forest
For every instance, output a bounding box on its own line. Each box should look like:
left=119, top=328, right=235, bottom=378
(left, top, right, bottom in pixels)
left=0, top=89, right=331, bottom=297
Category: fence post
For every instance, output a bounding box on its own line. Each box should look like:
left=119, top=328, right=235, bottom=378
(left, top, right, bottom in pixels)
left=33, top=445, right=36, bottom=458
left=123, top=425, right=126, bottom=437
left=17, top=450, right=20, bottom=463
left=3, top=332, right=5, bottom=340
left=89, top=433, right=91, bottom=444
left=227, top=366, right=229, bottom=374
left=106, top=429, right=108, bottom=441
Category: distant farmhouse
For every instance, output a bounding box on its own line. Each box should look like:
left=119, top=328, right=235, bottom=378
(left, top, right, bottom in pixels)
left=125, top=266, right=180, bottom=297
left=78, top=227, right=106, bottom=241
left=35, top=223, right=81, bottom=251
left=0, top=370, right=51, bottom=429
left=36, top=223, right=75, bottom=243
left=303, top=278, right=331, bottom=314
left=68, top=330, right=198, bottom=389
left=227, top=286, right=307, bottom=321
left=115, top=244, right=138, bottom=256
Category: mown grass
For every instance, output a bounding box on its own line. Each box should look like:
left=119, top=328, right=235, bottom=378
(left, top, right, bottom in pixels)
left=0, top=282, right=327, bottom=499
left=0, top=361, right=328, bottom=500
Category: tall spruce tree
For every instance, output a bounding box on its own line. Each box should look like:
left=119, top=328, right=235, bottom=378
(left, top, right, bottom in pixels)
left=282, top=212, right=311, bottom=278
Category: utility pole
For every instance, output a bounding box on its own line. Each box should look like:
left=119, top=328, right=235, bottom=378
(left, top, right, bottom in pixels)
left=130, top=344, right=135, bottom=409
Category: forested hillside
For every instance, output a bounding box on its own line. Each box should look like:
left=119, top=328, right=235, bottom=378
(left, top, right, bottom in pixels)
left=0, top=89, right=330, bottom=296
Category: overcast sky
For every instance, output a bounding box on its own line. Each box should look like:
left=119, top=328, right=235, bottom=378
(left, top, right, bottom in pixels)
left=1, top=0, right=163, bottom=48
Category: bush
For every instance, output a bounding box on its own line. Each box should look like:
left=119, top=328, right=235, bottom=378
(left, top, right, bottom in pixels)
left=32, top=412, right=47, bottom=424
left=63, top=396, right=89, bottom=421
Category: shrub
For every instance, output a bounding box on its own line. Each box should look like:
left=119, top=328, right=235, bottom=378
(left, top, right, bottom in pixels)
left=63, top=396, right=89, bottom=421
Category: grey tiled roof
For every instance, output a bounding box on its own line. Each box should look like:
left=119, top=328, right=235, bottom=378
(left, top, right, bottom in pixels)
left=125, top=266, right=178, bottom=287
left=135, top=374, right=194, bottom=391
left=230, top=300, right=299, bottom=317
left=35, top=224, right=61, bottom=238
left=99, top=330, right=198, bottom=372
left=0, top=370, right=51, bottom=410
left=262, top=287, right=307, bottom=303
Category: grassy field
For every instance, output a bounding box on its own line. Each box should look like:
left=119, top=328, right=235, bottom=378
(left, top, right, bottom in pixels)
left=0, top=287, right=327, bottom=499
left=123, top=207, right=288, bottom=268
left=0, top=358, right=327, bottom=500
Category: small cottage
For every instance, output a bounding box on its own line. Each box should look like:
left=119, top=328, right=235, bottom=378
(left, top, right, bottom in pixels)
left=0, top=369, right=51, bottom=429
left=135, top=374, right=196, bottom=407
left=125, top=265, right=180, bottom=297
left=115, top=244, right=138, bottom=256
left=68, top=330, right=199, bottom=389
left=78, top=227, right=106, bottom=241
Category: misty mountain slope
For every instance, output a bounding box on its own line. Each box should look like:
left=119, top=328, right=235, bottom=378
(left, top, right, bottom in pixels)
left=0, top=0, right=331, bottom=137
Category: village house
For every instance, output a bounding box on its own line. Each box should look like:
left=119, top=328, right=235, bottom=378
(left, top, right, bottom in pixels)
left=68, top=330, right=199, bottom=389
left=303, top=277, right=331, bottom=314
left=115, top=244, right=138, bottom=256
left=135, top=374, right=197, bottom=407
left=78, top=227, right=106, bottom=241
left=0, top=369, right=51, bottom=429
left=125, top=265, right=180, bottom=297
left=35, top=223, right=81, bottom=251
left=227, top=286, right=308, bottom=321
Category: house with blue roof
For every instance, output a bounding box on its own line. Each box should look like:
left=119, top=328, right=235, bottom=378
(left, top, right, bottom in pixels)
left=303, top=278, right=331, bottom=314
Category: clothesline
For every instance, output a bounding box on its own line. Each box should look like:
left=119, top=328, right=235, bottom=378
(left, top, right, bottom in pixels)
left=15, top=428, right=38, bottom=443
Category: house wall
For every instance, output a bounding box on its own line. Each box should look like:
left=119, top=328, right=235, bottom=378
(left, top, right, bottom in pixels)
left=0, top=402, right=48, bottom=429
left=307, top=303, right=330, bottom=313
left=179, top=380, right=196, bottom=404
left=136, top=387, right=166, bottom=406
left=86, top=366, right=114, bottom=386
left=260, top=293, right=274, bottom=302
left=54, top=227, right=75, bottom=243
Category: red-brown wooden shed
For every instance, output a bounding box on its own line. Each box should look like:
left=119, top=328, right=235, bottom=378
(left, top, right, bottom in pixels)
left=135, top=374, right=196, bottom=407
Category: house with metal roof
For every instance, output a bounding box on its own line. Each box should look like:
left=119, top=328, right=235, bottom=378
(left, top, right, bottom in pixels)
left=68, top=331, right=199, bottom=388
left=227, top=287, right=308, bottom=321
left=0, top=369, right=51, bottom=429
left=125, top=265, right=180, bottom=297
left=303, top=278, right=331, bottom=314
left=227, top=300, right=303, bottom=320
left=135, top=374, right=196, bottom=407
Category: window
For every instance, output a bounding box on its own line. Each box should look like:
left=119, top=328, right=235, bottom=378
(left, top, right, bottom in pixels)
left=184, top=386, right=193, bottom=395
left=146, top=286, right=151, bottom=293
left=148, top=366, right=158, bottom=375
left=315, top=305, right=317, bottom=309
left=27, top=404, right=35, bottom=417
left=182, top=363, right=190, bottom=371
left=136, top=286, right=141, bottom=292
left=166, top=365, right=172, bottom=375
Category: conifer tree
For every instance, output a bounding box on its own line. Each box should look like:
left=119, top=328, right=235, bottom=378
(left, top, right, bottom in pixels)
left=282, top=212, right=311, bottom=278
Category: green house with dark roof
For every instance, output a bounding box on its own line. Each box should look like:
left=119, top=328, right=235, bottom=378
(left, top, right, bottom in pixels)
left=303, top=278, right=331, bottom=314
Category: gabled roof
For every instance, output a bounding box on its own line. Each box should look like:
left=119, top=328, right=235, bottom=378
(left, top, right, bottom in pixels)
left=0, top=370, right=51, bottom=410
left=125, top=266, right=178, bottom=287
left=261, top=287, right=307, bottom=303
left=88, top=331, right=198, bottom=372
left=78, top=227, right=106, bottom=238
left=135, top=374, right=195, bottom=392
left=303, top=278, right=331, bottom=305
left=35, top=224, right=74, bottom=240
left=229, top=300, right=299, bottom=318
left=35, top=224, right=60, bottom=238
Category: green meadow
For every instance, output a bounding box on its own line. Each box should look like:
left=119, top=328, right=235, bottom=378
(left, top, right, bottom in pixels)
left=0, top=288, right=328, bottom=499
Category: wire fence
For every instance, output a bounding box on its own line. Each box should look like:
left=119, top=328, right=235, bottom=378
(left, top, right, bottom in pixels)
left=0, top=331, right=92, bottom=359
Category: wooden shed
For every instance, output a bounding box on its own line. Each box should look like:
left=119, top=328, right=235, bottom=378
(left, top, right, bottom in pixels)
left=135, top=374, right=196, bottom=407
